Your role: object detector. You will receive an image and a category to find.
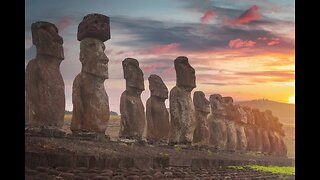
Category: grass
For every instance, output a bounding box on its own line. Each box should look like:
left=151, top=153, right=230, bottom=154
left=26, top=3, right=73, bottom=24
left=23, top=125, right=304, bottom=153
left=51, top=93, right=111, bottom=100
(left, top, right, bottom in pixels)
left=228, top=165, right=295, bottom=175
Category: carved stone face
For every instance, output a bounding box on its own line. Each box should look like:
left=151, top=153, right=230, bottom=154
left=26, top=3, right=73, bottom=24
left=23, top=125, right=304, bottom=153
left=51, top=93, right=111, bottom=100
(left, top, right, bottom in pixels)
left=243, top=106, right=255, bottom=125
left=174, top=56, right=196, bottom=91
left=80, top=38, right=109, bottom=79
left=31, top=21, right=64, bottom=60
left=222, top=97, right=233, bottom=104
left=193, top=91, right=210, bottom=113
left=123, top=58, right=144, bottom=91
left=148, top=74, right=168, bottom=99
left=209, top=94, right=222, bottom=110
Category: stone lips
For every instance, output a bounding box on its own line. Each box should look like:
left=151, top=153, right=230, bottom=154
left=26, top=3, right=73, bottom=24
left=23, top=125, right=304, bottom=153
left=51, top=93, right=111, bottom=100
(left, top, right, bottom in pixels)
left=77, top=13, right=110, bottom=42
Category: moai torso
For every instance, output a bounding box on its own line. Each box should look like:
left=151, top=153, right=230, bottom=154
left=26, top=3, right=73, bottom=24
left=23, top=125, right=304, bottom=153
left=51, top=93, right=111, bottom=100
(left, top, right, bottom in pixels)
left=243, top=106, right=256, bottom=152
left=223, top=97, right=237, bottom=152
left=234, top=105, right=248, bottom=152
left=252, top=109, right=263, bottom=153
left=25, top=21, right=65, bottom=128
left=146, top=74, right=169, bottom=143
left=71, top=14, right=110, bottom=135
left=119, top=58, right=145, bottom=140
left=192, top=91, right=210, bottom=146
left=169, top=56, right=196, bottom=145
left=208, top=94, right=228, bottom=150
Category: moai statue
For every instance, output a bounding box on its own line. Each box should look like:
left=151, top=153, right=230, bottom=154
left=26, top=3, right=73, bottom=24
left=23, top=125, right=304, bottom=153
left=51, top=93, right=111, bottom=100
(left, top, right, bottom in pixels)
left=252, top=109, right=263, bottom=153
left=264, top=110, right=279, bottom=155
left=169, top=56, right=196, bottom=145
left=25, top=21, right=65, bottom=136
left=146, top=74, right=169, bottom=144
left=71, top=14, right=110, bottom=139
left=223, top=97, right=237, bottom=152
left=234, top=105, right=248, bottom=152
left=243, top=106, right=256, bottom=152
left=119, top=58, right=145, bottom=141
left=260, top=111, right=271, bottom=154
left=274, top=118, right=287, bottom=157
left=208, top=94, right=228, bottom=150
left=192, top=91, right=210, bottom=146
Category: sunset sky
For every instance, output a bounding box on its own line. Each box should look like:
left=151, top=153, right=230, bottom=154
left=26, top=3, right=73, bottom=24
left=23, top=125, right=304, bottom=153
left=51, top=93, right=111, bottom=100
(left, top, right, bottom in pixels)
left=25, top=0, right=295, bottom=113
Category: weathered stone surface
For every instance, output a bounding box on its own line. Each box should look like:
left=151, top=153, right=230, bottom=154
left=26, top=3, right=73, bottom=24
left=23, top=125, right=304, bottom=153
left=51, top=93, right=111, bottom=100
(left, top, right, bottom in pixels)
left=174, top=56, right=196, bottom=90
left=234, top=106, right=248, bottom=152
left=208, top=94, right=227, bottom=150
left=71, top=37, right=110, bottom=134
left=77, top=13, right=110, bottom=42
left=223, top=97, right=237, bottom=152
left=119, top=58, right=145, bottom=140
left=169, top=56, right=196, bottom=144
left=242, top=106, right=256, bottom=152
left=25, top=21, right=65, bottom=128
left=146, top=74, right=169, bottom=143
left=192, top=91, right=210, bottom=146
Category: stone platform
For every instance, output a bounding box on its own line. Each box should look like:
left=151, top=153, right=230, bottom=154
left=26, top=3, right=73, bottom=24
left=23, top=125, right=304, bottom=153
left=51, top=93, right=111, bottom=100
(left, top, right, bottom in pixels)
left=25, top=135, right=294, bottom=170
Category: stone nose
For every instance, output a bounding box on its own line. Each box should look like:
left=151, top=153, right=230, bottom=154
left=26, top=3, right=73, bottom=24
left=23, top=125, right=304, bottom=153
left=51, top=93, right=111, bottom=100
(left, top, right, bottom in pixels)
left=56, top=35, right=63, bottom=44
left=100, top=54, right=109, bottom=64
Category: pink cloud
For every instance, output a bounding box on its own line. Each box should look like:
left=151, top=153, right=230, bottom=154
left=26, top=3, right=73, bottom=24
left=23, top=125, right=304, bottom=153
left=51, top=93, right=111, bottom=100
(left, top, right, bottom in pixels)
left=56, top=16, right=71, bottom=31
left=224, top=5, right=260, bottom=25
left=267, top=41, right=280, bottom=46
left=229, top=39, right=256, bottom=48
left=200, top=10, right=215, bottom=24
left=140, top=63, right=170, bottom=74
left=258, top=37, right=268, bottom=41
left=139, top=43, right=179, bottom=55
left=271, top=38, right=280, bottom=41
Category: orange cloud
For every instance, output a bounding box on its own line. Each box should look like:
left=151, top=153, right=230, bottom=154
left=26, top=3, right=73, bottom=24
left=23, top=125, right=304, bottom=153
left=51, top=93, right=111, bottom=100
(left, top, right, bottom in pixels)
left=139, top=43, right=179, bottom=55
left=229, top=39, right=256, bottom=48
left=200, top=10, right=215, bottom=24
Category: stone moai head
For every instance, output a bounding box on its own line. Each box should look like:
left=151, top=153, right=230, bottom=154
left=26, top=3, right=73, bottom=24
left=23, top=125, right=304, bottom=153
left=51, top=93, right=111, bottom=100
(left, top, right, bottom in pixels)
left=174, top=56, right=196, bottom=92
left=252, top=108, right=263, bottom=127
left=79, top=38, right=109, bottom=79
left=235, top=105, right=248, bottom=124
left=209, top=94, right=223, bottom=111
left=31, top=21, right=64, bottom=60
left=77, top=13, right=110, bottom=42
left=148, top=74, right=168, bottom=99
left=78, top=13, right=110, bottom=79
left=193, top=91, right=210, bottom=113
left=260, top=111, right=270, bottom=129
left=243, top=106, right=255, bottom=125
left=223, top=96, right=234, bottom=104
left=123, top=58, right=145, bottom=94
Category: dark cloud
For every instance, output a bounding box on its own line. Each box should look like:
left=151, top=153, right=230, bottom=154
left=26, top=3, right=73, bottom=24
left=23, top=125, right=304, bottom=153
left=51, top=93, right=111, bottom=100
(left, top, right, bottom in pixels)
left=111, top=16, right=289, bottom=52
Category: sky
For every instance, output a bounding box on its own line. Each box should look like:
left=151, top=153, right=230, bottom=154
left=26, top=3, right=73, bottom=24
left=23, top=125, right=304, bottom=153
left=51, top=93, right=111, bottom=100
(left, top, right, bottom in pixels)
left=25, top=0, right=295, bottom=113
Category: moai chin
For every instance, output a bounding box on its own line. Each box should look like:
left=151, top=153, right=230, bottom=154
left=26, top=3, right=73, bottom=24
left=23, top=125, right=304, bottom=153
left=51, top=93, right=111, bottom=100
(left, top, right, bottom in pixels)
left=71, top=13, right=110, bottom=139
left=208, top=94, right=228, bottom=150
left=25, top=21, right=65, bottom=136
left=119, top=58, right=145, bottom=141
left=192, top=91, right=210, bottom=146
left=169, top=56, right=196, bottom=145
left=146, top=74, right=169, bottom=144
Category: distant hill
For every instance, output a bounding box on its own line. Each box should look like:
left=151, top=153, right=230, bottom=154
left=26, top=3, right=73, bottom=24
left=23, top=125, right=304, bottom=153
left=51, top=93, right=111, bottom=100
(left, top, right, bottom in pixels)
left=235, top=99, right=295, bottom=125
